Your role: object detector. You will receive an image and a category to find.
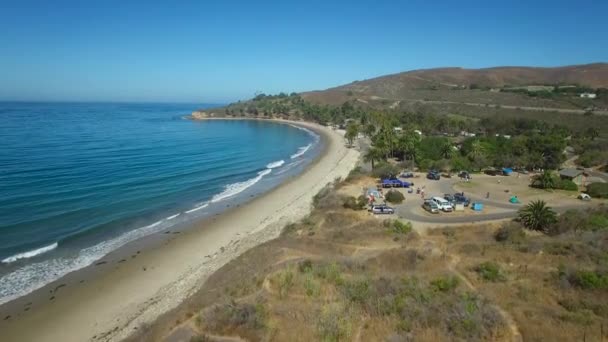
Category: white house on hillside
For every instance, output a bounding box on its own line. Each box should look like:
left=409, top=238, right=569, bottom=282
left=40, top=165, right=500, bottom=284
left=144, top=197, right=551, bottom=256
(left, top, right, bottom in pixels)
left=580, top=93, right=597, bottom=99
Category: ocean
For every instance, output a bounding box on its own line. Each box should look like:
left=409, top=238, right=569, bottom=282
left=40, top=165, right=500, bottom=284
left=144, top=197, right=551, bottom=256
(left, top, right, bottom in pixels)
left=0, top=102, right=321, bottom=304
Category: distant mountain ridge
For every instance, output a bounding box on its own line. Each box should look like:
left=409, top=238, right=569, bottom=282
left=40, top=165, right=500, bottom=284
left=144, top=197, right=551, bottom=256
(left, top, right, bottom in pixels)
left=302, top=63, right=608, bottom=103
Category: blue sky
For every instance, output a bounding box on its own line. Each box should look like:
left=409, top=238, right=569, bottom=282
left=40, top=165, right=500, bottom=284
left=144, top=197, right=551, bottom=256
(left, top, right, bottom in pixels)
left=1, top=0, right=606, bottom=103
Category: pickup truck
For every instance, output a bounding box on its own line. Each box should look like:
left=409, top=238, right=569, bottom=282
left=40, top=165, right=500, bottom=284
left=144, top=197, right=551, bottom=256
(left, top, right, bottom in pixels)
left=381, top=178, right=413, bottom=188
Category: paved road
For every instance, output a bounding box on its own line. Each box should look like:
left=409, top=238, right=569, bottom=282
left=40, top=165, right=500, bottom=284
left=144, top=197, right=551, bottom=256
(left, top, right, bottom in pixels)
left=396, top=202, right=590, bottom=224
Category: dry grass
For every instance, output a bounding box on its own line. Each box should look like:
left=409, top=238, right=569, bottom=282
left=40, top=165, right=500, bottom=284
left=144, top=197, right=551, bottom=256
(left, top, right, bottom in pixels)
left=127, top=180, right=608, bottom=342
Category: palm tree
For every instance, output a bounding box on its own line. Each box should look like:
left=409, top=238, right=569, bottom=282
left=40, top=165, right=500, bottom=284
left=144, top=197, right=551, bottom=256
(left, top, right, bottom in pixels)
left=518, top=200, right=557, bottom=233
left=440, top=141, right=454, bottom=159
left=345, top=122, right=359, bottom=147
left=397, top=131, right=421, bottom=163
left=467, top=140, right=486, bottom=170
left=532, top=170, right=555, bottom=189
left=364, top=147, right=385, bottom=169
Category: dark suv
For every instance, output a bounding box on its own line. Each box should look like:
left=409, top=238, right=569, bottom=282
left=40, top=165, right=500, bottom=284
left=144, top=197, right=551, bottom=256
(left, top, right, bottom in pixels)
left=444, top=193, right=470, bottom=207
left=427, top=170, right=440, bottom=180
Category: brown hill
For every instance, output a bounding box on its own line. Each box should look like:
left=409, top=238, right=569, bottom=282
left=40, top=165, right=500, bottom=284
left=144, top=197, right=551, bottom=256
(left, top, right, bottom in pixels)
left=301, top=63, right=608, bottom=105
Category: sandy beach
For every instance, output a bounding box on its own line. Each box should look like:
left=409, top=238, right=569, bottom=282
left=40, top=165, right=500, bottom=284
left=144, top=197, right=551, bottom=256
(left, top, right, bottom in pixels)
left=0, top=120, right=360, bottom=342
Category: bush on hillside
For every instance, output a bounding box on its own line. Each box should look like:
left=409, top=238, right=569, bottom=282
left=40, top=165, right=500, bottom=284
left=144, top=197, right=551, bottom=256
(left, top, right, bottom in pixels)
left=474, top=262, right=506, bottom=282
left=577, top=150, right=608, bottom=168
left=550, top=207, right=608, bottom=234
left=558, top=179, right=579, bottom=191
left=342, top=195, right=367, bottom=210
left=392, top=220, right=413, bottom=234
left=566, top=270, right=608, bottom=290
left=494, top=222, right=526, bottom=243
left=587, top=183, right=608, bottom=198
left=385, top=190, right=405, bottom=204
left=371, top=162, right=399, bottom=179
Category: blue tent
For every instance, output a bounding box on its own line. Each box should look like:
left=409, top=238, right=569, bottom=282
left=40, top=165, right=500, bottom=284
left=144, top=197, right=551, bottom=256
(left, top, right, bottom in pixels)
left=471, top=202, right=484, bottom=211
left=502, top=168, right=513, bottom=176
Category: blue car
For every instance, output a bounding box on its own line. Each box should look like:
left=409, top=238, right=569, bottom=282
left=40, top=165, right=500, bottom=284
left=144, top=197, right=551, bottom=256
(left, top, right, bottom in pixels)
left=381, top=178, right=413, bottom=188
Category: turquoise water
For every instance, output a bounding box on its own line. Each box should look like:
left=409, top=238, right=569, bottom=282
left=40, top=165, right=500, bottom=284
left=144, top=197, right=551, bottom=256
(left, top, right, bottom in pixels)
left=0, top=102, right=320, bottom=304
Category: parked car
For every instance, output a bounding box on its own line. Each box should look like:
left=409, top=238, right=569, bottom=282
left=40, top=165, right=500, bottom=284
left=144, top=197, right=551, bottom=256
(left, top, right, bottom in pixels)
left=444, top=194, right=455, bottom=203
left=578, top=193, right=591, bottom=201
left=426, top=171, right=441, bottom=180
left=400, top=171, right=414, bottom=178
left=422, top=200, right=440, bottom=213
left=381, top=178, right=413, bottom=188
left=484, top=168, right=499, bottom=176
left=371, top=204, right=395, bottom=214
left=430, top=197, right=453, bottom=212
left=453, top=193, right=471, bottom=206
left=458, top=171, right=471, bottom=179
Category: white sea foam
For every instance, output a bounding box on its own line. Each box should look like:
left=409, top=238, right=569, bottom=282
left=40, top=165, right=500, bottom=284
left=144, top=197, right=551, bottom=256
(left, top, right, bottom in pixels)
left=0, top=219, right=169, bottom=305
left=165, top=213, right=181, bottom=220
left=185, top=203, right=209, bottom=214
left=1, top=242, right=59, bottom=264
left=290, top=144, right=312, bottom=159
left=211, top=169, right=272, bottom=203
left=289, top=124, right=319, bottom=140
left=275, top=159, right=306, bottom=175
left=266, top=160, right=285, bottom=169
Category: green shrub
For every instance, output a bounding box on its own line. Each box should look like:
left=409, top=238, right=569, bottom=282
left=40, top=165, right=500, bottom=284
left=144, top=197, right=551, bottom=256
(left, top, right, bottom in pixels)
left=277, top=269, right=294, bottom=298
left=587, top=183, right=608, bottom=198
left=371, top=162, right=399, bottom=179
left=316, top=304, right=352, bottom=342
left=577, top=150, right=608, bottom=168
left=315, top=262, right=343, bottom=285
left=304, top=274, right=321, bottom=297
left=569, top=270, right=608, bottom=290
left=385, top=190, right=405, bottom=204
left=474, top=262, right=506, bottom=282
left=588, top=213, right=608, bottom=231
left=342, top=195, right=367, bottom=210
left=558, top=179, right=578, bottom=191
left=392, top=220, right=412, bottom=234
left=430, top=275, right=460, bottom=292
left=342, top=279, right=371, bottom=303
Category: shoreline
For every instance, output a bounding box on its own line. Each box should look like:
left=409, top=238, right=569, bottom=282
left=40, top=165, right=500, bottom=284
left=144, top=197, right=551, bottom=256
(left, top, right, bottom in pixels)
left=0, top=120, right=360, bottom=342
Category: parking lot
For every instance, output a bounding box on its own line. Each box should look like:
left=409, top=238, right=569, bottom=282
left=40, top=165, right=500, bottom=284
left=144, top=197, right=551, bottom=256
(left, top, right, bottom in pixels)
left=339, top=171, right=603, bottom=229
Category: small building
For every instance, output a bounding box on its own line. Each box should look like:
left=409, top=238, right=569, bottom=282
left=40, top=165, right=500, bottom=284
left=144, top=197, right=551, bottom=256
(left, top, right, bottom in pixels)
left=502, top=168, right=513, bottom=176
left=393, top=127, right=403, bottom=132
left=580, top=93, right=597, bottom=99
left=559, top=168, right=585, bottom=185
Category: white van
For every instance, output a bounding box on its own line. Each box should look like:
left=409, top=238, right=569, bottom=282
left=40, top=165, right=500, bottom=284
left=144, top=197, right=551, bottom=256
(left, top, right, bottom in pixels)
left=431, top=197, right=453, bottom=212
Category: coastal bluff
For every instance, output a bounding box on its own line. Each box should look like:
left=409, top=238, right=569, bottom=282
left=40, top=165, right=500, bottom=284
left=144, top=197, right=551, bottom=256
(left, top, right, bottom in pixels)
left=190, top=110, right=220, bottom=120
